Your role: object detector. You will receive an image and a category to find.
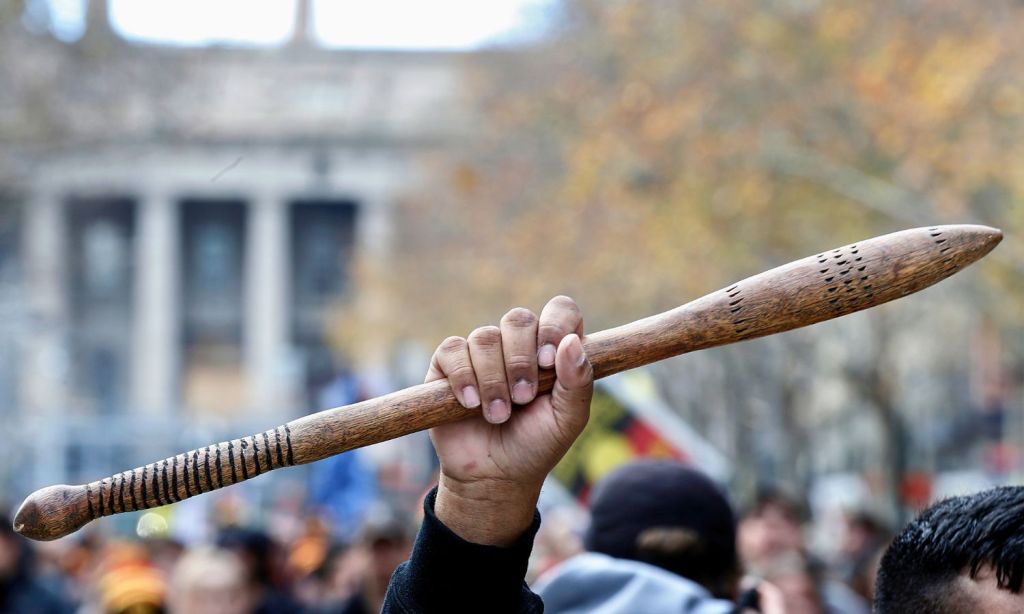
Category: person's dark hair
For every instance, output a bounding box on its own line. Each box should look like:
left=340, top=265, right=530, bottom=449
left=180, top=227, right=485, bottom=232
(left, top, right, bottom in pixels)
left=741, top=486, right=809, bottom=525
left=584, top=461, right=740, bottom=599
left=875, top=486, right=1024, bottom=613
left=216, top=527, right=276, bottom=585
left=846, top=509, right=888, bottom=537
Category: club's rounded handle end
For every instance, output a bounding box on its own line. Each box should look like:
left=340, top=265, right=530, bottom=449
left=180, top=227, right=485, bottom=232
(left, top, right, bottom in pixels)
left=14, top=484, right=93, bottom=541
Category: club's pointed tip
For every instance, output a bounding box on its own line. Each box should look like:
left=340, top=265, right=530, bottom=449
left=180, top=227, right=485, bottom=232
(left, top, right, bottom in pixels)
left=965, top=224, right=1003, bottom=255
left=928, top=224, right=1003, bottom=257
left=983, top=225, right=1003, bottom=247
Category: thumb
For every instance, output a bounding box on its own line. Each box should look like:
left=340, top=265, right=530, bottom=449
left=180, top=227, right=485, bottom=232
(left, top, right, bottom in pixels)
left=550, top=334, right=593, bottom=436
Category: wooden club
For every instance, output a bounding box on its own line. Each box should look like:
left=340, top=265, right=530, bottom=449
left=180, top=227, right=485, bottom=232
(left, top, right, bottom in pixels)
left=13, top=224, right=1002, bottom=541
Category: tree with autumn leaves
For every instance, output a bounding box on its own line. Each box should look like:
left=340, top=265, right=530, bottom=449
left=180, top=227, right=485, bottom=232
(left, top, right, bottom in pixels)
left=349, top=0, right=1023, bottom=518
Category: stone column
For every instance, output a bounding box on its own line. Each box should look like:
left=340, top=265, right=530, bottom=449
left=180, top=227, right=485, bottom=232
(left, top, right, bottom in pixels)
left=291, top=0, right=314, bottom=47
left=21, top=191, right=69, bottom=489
left=21, top=191, right=69, bottom=414
left=132, top=193, right=179, bottom=415
left=245, top=196, right=290, bottom=414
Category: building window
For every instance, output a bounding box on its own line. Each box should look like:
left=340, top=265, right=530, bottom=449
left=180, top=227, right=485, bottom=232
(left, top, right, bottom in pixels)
left=290, top=200, right=358, bottom=393
left=180, top=198, right=247, bottom=413
left=181, top=199, right=246, bottom=346
left=67, top=196, right=136, bottom=415
left=291, top=200, right=357, bottom=306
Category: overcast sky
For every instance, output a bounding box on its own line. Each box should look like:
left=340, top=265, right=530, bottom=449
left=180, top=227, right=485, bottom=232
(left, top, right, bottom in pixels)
left=39, top=0, right=551, bottom=49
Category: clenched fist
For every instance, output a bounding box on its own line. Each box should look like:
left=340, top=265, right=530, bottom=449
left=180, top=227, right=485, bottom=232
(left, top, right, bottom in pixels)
left=426, top=296, right=594, bottom=546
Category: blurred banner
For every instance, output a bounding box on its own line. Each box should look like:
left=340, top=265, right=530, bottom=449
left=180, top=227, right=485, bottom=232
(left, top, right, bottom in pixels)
left=551, top=370, right=730, bottom=503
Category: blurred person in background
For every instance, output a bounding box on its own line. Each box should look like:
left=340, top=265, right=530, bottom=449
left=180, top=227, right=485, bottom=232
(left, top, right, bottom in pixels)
left=140, top=537, right=185, bottom=582
left=217, top=527, right=303, bottom=614
left=317, top=511, right=413, bottom=614
left=167, top=547, right=254, bottom=614
left=287, top=516, right=338, bottom=608
left=0, top=510, right=69, bottom=613
left=84, top=542, right=167, bottom=614
left=527, top=505, right=584, bottom=582
left=835, top=510, right=890, bottom=604
left=535, top=461, right=759, bottom=613
left=737, top=488, right=808, bottom=567
left=738, top=490, right=868, bottom=614
left=748, top=550, right=848, bottom=614
left=748, top=551, right=821, bottom=614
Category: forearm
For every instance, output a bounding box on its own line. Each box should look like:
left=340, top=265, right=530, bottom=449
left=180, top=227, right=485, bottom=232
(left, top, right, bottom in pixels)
left=383, top=486, right=544, bottom=614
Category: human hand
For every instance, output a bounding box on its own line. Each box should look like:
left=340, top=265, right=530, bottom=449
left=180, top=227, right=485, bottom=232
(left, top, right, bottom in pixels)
left=425, top=296, right=594, bottom=546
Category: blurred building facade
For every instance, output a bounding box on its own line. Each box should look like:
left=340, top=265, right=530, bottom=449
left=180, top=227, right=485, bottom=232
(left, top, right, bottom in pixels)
left=0, top=1, right=460, bottom=501
left=0, top=1, right=1016, bottom=528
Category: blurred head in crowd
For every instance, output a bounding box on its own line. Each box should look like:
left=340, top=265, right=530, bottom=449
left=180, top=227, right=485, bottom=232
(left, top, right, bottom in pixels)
left=0, top=515, right=21, bottom=583
left=530, top=506, right=585, bottom=581
left=737, top=487, right=808, bottom=571
left=168, top=547, right=253, bottom=614
left=839, top=510, right=890, bottom=603
left=750, top=550, right=827, bottom=614
left=875, top=486, right=1024, bottom=614
left=217, top=526, right=301, bottom=613
left=216, top=528, right=278, bottom=588
left=584, top=460, right=740, bottom=599
left=0, top=510, right=72, bottom=614
left=841, top=510, right=888, bottom=558
left=143, top=537, right=185, bottom=578
left=0, top=515, right=42, bottom=611
left=350, top=510, right=414, bottom=612
left=95, top=543, right=166, bottom=614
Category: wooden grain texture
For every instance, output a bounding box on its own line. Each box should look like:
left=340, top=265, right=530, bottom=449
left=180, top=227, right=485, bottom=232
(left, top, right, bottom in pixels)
left=13, top=224, right=1002, bottom=541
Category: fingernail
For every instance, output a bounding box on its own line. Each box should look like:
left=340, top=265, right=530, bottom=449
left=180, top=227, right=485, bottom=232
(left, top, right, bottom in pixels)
left=512, top=379, right=534, bottom=404
left=538, top=344, right=556, bottom=367
left=566, top=336, right=586, bottom=367
left=486, top=399, right=510, bottom=424
left=462, top=386, right=480, bottom=408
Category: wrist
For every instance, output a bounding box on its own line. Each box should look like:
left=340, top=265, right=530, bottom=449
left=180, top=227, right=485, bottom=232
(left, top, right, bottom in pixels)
left=435, top=473, right=542, bottom=547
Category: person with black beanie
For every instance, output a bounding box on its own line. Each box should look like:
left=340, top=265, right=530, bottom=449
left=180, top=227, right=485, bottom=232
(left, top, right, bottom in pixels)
left=534, top=461, right=742, bottom=613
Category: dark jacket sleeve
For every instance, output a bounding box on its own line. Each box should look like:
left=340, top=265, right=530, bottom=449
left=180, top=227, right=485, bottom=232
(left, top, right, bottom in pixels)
left=383, top=486, right=544, bottom=613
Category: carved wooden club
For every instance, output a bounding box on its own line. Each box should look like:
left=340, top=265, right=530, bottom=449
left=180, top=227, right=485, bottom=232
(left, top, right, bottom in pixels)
left=14, top=224, right=1002, bottom=541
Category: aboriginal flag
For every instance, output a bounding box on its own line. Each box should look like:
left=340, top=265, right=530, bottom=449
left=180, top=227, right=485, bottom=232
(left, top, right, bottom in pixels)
left=550, top=372, right=729, bottom=504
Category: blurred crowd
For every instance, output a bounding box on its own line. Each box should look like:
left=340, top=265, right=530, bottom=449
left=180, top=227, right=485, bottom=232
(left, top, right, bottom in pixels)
left=0, top=492, right=417, bottom=614
left=0, top=473, right=894, bottom=614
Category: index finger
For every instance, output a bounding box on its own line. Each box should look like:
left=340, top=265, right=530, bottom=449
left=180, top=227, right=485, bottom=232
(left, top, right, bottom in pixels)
left=537, top=295, right=584, bottom=368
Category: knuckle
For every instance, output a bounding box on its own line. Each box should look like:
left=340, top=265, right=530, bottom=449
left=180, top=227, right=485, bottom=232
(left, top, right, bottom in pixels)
left=549, top=295, right=580, bottom=313
left=538, top=323, right=567, bottom=339
left=504, top=356, right=536, bottom=374
left=468, top=325, right=502, bottom=346
left=477, top=375, right=508, bottom=391
left=439, top=336, right=466, bottom=353
left=501, top=307, right=537, bottom=328
left=448, top=364, right=477, bottom=381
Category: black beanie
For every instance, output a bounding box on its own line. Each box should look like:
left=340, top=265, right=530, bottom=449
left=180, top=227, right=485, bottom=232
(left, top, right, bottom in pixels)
left=583, top=461, right=738, bottom=593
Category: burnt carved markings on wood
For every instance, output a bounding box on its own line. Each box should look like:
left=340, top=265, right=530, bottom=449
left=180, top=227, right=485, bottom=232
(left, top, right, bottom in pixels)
left=727, top=284, right=748, bottom=338
left=285, top=425, right=295, bottom=466
left=274, top=427, right=285, bottom=467
left=932, top=227, right=957, bottom=276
